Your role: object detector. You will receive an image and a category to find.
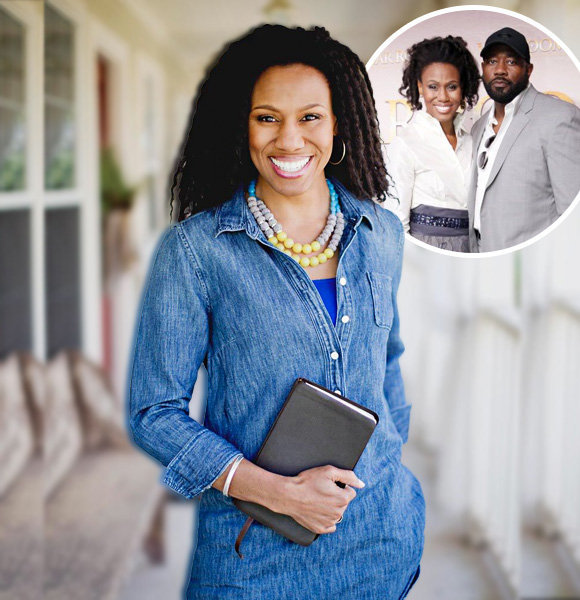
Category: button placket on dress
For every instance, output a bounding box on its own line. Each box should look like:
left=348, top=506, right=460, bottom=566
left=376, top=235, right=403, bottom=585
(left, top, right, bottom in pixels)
left=332, top=268, right=353, bottom=396
left=330, top=214, right=367, bottom=396
left=293, top=261, right=345, bottom=391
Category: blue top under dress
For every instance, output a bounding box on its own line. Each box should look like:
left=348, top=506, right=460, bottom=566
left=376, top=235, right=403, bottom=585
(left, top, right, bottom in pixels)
left=312, top=277, right=337, bottom=325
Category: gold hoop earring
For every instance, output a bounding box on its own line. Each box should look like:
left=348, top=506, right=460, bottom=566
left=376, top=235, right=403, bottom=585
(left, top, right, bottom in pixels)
left=329, top=137, right=346, bottom=166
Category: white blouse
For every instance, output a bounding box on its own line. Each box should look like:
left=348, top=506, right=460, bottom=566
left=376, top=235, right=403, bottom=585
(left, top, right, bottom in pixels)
left=386, top=111, right=472, bottom=232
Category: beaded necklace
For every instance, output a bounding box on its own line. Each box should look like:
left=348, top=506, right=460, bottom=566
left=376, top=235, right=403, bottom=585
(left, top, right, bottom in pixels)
left=246, top=179, right=345, bottom=268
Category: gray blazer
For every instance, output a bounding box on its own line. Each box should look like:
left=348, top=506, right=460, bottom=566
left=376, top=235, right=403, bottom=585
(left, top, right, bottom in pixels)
left=468, top=84, right=580, bottom=252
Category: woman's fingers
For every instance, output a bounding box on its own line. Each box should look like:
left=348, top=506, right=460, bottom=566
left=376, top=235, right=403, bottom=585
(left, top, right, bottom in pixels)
left=304, top=518, right=340, bottom=535
left=327, top=466, right=365, bottom=489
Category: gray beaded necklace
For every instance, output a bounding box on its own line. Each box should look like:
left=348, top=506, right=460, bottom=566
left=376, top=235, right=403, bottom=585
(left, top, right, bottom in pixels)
left=246, top=179, right=345, bottom=268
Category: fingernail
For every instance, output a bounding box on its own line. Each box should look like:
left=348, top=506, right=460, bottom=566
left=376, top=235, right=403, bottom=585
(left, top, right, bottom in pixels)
left=359, top=480, right=365, bottom=487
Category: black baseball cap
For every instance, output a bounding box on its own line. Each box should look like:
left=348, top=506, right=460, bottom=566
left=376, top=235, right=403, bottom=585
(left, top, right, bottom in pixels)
left=480, top=27, right=531, bottom=63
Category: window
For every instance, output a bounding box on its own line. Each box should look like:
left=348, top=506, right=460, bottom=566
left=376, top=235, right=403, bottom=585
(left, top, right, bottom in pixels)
left=44, top=4, right=75, bottom=190
left=0, top=6, right=31, bottom=358
left=45, top=207, right=81, bottom=355
left=0, top=8, right=25, bottom=192
left=0, top=210, right=31, bottom=355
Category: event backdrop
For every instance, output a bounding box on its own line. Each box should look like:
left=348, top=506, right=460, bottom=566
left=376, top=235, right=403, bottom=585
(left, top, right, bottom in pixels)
left=367, top=8, right=580, bottom=144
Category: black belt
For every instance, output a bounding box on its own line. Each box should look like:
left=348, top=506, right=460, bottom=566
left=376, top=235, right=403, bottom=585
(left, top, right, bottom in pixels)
left=410, top=213, right=469, bottom=230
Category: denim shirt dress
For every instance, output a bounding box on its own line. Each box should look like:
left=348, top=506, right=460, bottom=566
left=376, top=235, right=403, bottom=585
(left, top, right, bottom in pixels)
left=128, top=178, right=425, bottom=599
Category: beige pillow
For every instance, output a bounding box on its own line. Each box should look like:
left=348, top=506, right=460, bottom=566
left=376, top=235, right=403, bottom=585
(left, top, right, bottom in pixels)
left=69, top=352, right=130, bottom=450
left=19, top=354, right=45, bottom=454
left=45, top=352, right=83, bottom=497
left=0, top=354, right=34, bottom=498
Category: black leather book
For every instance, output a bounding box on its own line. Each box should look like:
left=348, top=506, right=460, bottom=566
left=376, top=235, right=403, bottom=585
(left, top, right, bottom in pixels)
left=233, top=378, right=379, bottom=546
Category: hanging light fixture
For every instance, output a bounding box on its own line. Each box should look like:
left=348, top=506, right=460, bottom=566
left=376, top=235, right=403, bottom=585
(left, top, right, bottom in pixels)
left=262, top=0, right=294, bottom=25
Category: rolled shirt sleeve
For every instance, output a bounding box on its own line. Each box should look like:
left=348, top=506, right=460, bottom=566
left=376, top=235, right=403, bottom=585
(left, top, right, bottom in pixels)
left=127, top=224, right=243, bottom=499
left=382, top=221, right=411, bottom=443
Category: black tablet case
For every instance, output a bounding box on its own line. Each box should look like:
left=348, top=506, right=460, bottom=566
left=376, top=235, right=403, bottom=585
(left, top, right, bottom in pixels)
left=233, top=378, right=379, bottom=545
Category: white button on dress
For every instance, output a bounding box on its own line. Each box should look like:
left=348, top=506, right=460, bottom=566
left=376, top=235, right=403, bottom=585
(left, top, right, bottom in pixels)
left=330, top=351, right=339, bottom=360
left=341, top=315, right=350, bottom=324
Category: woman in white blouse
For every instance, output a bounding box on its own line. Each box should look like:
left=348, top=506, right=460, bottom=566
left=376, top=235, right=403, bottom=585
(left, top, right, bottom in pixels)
left=387, top=36, right=480, bottom=252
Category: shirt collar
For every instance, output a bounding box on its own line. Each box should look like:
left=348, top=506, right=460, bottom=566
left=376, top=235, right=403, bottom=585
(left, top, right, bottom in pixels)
left=414, top=110, right=469, bottom=137
left=454, top=111, right=470, bottom=136
left=215, top=177, right=375, bottom=238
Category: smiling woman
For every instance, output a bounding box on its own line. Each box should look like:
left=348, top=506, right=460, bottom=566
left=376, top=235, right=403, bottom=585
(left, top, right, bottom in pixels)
left=387, top=35, right=480, bottom=252
left=128, top=24, right=424, bottom=599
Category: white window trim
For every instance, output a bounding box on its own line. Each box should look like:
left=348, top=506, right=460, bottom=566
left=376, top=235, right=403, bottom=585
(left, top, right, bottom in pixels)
left=0, top=1, right=44, bottom=359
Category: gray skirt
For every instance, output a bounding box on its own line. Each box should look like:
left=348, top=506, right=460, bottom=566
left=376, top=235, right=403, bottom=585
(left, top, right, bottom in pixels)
left=409, top=204, right=470, bottom=253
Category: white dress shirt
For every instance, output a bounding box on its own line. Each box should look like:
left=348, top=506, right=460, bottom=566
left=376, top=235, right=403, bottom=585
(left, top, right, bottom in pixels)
left=386, top=111, right=472, bottom=232
left=474, top=84, right=528, bottom=231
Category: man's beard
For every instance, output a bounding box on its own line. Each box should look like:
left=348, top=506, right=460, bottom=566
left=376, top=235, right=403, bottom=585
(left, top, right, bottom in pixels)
left=483, top=74, right=529, bottom=104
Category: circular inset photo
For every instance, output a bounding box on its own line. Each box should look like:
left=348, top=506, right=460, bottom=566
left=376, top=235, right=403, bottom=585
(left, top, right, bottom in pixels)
left=367, top=7, right=580, bottom=256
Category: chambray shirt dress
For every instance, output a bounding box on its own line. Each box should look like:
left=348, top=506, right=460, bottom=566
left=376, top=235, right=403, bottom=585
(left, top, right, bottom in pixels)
left=128, top=178, right=425, bottom=599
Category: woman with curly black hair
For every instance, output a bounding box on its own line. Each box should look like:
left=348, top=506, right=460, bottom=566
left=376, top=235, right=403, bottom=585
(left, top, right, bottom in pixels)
left=129, top=24, right=424, bottom=599
left=388, top=35, right=480, bottom=252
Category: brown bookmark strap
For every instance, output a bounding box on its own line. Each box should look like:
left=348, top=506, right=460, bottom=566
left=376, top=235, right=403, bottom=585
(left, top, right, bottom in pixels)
left=235, top=516, right=254, bottom=559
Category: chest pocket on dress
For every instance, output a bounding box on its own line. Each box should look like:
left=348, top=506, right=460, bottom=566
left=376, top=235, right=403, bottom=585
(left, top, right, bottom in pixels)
left=366, top=272, right=394, bottom=330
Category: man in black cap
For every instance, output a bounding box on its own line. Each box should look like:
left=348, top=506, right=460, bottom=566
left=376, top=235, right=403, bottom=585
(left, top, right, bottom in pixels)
left=468, top=27, right=580, bottom=252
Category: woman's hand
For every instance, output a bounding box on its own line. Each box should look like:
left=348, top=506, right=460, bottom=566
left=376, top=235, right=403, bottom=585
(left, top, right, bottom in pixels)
left=215, top=460, right=364, bottom=534
left=275, top=465, right=365, bottom=534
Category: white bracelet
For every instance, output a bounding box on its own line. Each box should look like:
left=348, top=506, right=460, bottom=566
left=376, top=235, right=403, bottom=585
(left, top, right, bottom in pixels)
left=222, top=455, right=244, bottom=497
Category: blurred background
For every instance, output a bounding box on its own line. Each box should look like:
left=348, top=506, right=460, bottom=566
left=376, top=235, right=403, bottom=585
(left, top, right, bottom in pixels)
left=0, top=0, right=578, bottom=599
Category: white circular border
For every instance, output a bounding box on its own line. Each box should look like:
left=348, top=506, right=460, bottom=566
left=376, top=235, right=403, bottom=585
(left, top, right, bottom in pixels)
left=366, top=4, right=580, bottom=259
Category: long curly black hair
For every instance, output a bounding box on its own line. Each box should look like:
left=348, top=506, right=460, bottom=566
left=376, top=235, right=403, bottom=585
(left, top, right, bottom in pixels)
left=170, top=24, right=388, bottom=222
left=399, top=36, right=480, bottom=111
